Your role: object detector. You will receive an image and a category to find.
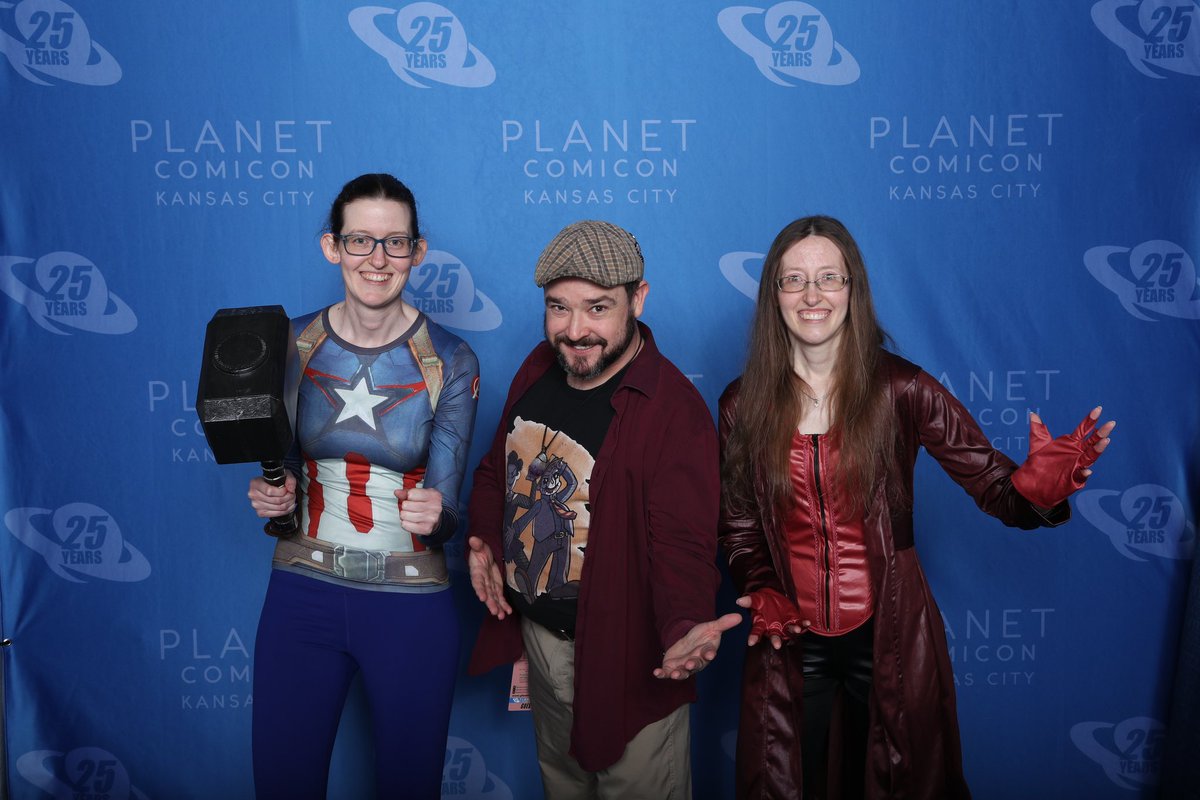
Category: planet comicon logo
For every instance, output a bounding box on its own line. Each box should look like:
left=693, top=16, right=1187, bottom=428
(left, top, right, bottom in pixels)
left=129, top=119, right=332, bottom=209
left=4, top=503, right=151, bottom=583
left=868, top=112, right=1063, bottom=203
left=717, top=2, right=860, bottom=86
left=442, top=736, right=512, bottom=798
left=0, top=252, right=137, bottom=335
left=403, top=249, right=502, bottom=331
left=0, top=0, right=120, bottom=86
left=1071, top=716, right=1164, bottom=789
left=17, top=747, right=150, bottom=799
left=350, top=2, right=495, bottom=88
left=159, top=626, right=252, bottom=711
left=1084, top=239, right=1200, bottom=320
left=943, top=607, right=1055, bottom=689
left=1092, top=0, right=1200, bottom=78
left=1075, top=484, right=1195, bottom=562
left=501, top=118, right=695, bottom=207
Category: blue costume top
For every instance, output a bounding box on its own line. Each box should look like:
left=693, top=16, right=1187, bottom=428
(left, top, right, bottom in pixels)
left=276, top=306, right=479, bottom=590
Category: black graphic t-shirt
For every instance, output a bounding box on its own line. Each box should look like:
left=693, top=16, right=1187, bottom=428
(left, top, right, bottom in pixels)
left=500, top=364, right=625, bottom=637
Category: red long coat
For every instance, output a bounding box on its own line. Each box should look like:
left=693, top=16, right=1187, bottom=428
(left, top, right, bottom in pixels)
left=718, top=353, right=1067, bottom=799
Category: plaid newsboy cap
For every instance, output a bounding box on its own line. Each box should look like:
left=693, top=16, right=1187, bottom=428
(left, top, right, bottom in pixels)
left=533, top=220, right=644, bottom=288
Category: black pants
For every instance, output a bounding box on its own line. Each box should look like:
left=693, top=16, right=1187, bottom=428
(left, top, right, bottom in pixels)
left=801, top=620, right=874, bottom=800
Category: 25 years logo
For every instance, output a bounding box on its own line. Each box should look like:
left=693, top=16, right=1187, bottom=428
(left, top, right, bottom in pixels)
left=1084, top=239, right=1200, bottom=321
left=403, top=249, right=501, bottom=331
left=5, top=502, right=151, bottom=583
left=442, top=736, right=512, bottom=798
left=719, top=250, right=765, bottom=299
left=0, top=251, right=137, bottom=335
left=1075, top=484, right=1196, bottom=562
left=1092, top=0, right=1200, bottom=78
left=0, top=0, right=120, bottom=85
left=17, top=747, right=149, bottom=799
left=349, top=2, right=495, bottom=88
left=718, top=2, right=859, bottom=86
left=1071, top=716, right=1164, bottom=790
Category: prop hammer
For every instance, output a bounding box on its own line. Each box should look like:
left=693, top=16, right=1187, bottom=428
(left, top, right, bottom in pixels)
left=196, top=305, right=300, bottom=537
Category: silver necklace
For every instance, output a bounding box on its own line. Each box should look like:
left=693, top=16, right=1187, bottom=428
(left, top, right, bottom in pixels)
left=800, top=390, right=823, bottom=407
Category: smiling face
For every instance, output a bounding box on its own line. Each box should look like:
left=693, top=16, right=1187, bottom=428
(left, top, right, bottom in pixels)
left=543, top=277, right=648, bottom=389
left=775, top=235, right=851, bottom=358
left=319, top=197, right=427, bottom=313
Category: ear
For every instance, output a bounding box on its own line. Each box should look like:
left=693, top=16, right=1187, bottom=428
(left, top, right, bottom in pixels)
left=409, top=237, right=428, bottom=268
left=320, top=233, right=341, bottom=265
left=630, top=280, right=649, bottom=319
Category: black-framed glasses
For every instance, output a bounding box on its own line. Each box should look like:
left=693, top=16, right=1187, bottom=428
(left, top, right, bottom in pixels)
left=776, top=273, right=850, bottom=293
left=336, top=233, right=419, bottom=258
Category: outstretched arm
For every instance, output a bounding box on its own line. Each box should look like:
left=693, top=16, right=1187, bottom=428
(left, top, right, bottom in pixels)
left=907, top=367, right=1102, bottom=528
left=653, top=613, right=742, bottom=680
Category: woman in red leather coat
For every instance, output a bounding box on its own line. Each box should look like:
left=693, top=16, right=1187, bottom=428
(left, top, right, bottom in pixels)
left=718, top=216, right=1115, bottom=799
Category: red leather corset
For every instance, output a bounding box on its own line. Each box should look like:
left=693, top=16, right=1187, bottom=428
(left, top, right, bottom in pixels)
left=784, top=431, right=873, bottom=635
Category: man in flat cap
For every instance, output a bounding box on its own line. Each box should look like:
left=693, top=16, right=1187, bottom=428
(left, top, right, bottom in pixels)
left=466, top=220, right=739, bottom=798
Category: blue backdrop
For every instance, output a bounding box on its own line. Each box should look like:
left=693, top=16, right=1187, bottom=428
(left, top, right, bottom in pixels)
left=2, top=2, right=1198, bottom=798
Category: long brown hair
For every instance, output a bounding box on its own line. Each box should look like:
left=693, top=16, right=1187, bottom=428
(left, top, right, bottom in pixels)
left=722, top=216, right=895, bottom=518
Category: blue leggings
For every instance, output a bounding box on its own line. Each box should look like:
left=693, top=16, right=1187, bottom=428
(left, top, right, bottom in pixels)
left=252, top=569, right=459, bottom=799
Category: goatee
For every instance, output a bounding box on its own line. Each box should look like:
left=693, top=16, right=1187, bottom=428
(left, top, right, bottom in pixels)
left=550, top=314, right=637, bottom=382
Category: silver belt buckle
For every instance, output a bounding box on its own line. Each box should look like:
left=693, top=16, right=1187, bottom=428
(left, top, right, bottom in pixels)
left=332, top=546, right=386, bottom=583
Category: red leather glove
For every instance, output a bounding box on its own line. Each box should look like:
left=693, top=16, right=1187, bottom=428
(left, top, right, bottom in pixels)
left=741, top=587, right=803, bottom=640
left=1011, top=410, right=1108, bottom=508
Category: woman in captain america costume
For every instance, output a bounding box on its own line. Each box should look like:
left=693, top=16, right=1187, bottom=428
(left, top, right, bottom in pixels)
left=719, top=216, right=1114, bottom=799
left=247, top=173, right=479, bottom=799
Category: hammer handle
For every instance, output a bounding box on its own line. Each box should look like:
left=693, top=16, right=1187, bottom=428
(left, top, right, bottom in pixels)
left=260, top=459, right=299, bottom=537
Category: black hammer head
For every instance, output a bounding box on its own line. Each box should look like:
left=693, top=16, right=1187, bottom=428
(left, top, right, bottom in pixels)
left=196, top=305, right=298, bottom=464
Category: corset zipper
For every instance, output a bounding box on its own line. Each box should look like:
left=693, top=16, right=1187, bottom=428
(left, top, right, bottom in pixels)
left=811, top=434, right=832, bottom=631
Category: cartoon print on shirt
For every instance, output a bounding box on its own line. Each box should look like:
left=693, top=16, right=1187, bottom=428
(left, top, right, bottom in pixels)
left=502, top=451, right=533, bottom=591
left=502, top=418, right=593, bottom=603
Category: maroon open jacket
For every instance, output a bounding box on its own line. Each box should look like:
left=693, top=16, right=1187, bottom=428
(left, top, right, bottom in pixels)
left=468, top=323, right=720, bottom=771
left=719, top=352, right=1067, bottom=799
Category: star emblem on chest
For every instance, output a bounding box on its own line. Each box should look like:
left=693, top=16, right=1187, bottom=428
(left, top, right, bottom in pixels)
left=334, top=375, right=390, bottom=430
left=306, top=354, right=427, bottom=441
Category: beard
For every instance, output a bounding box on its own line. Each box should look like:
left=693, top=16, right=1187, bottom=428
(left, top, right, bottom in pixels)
left=548, top=313, right=638, bottom=383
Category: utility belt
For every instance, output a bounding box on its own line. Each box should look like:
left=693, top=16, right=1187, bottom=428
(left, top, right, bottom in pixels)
left=272, top=535, right=448, bottom=587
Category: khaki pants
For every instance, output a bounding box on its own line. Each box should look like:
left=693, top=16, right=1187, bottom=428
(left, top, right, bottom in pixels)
left=521, top=617, right=693, bottom=800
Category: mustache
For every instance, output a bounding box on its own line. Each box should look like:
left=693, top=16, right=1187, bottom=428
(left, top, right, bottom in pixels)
left=554, top=334, right=607, bottom=348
